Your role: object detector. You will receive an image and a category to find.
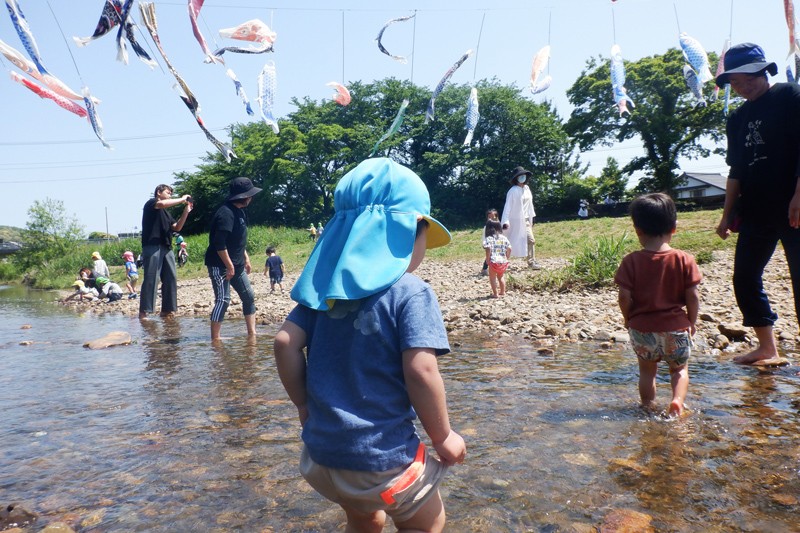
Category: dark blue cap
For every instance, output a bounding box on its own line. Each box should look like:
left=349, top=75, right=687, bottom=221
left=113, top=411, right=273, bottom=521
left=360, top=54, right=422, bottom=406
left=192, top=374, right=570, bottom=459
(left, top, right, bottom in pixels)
left=716, top=43, right=778, bottom=86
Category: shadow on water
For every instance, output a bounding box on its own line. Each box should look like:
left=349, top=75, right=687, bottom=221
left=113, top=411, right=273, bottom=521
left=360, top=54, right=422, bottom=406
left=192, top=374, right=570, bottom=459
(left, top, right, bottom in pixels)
left=1, top=290, right=800, bottom=532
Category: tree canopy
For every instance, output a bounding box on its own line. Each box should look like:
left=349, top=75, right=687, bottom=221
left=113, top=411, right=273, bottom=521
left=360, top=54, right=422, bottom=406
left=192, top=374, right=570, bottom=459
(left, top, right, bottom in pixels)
left=565, top=48, right=727, bottom=194
left=173, top=78, right=583, bottom=233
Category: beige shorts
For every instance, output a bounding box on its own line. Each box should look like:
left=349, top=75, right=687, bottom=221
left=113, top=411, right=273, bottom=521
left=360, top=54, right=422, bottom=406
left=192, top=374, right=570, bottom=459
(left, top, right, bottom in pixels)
left=299, top=443, right=447, bottom=523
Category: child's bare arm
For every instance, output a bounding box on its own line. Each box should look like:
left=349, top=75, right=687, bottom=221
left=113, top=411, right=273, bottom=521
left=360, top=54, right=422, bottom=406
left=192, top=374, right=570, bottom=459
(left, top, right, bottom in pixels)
left=685, top=285, right=700, bottom=335
left=505, top=244, right=511, bottom=260
left=263, top=266, right=268, bottom=276
left=484, top=246, right=491, bottom=263
left=617, top=287, right=632, bottom=328
left=281, top=263, right=285, bottom=273
left=402, top=347, right=466, bottom=466
left=274, top=321, right=309, bottom=425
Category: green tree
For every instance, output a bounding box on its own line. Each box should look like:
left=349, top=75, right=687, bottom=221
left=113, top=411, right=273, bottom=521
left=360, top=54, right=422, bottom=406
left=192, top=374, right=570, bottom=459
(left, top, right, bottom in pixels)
left=173, top=77, right=582, bottom=231
left=594, top=157, right=629, bottom=201
left=17, top=198, right=84, bottom=270
left=565, top=48, right=726, bottom=195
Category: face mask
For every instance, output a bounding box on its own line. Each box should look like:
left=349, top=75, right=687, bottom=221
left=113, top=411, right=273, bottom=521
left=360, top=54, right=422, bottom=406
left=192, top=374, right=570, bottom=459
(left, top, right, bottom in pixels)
left=518, top=176, right=527, bottom=184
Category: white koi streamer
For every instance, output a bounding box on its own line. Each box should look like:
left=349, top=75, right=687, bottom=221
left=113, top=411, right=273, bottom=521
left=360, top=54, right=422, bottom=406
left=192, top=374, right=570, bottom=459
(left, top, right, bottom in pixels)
left=257, top=61, right=279, bottom=134
left=374, top=14, right=415, bottom=64
left=464, top=87, right=479, bottom=146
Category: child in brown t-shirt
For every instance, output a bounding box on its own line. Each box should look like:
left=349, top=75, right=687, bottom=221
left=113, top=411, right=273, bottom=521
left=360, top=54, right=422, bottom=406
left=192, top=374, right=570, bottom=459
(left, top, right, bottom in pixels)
left=614, top=193, right=702, bottom=417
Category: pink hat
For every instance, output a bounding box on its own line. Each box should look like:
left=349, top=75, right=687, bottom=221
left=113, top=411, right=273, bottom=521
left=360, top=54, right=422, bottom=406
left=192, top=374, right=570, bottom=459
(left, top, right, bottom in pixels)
left=122, top=251, right=134, bottom=262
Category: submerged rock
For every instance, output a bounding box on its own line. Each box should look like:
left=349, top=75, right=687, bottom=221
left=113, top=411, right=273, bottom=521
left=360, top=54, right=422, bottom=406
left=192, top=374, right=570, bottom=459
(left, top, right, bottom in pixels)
left=83, top=331, right=132, bottom=350
left=0, top=503, right=37, bottom=529
left=599, top=508, right=653, bottom=533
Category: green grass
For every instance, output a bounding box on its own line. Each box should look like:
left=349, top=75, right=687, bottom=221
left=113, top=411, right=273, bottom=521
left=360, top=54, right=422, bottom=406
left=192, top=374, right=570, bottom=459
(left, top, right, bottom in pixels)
left=2, top=209, right=735, bottom=290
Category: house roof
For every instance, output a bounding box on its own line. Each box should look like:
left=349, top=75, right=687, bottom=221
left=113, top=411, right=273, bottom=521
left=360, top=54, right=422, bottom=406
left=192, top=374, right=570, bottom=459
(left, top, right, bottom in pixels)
left=676, top=172, right=727, bottom=191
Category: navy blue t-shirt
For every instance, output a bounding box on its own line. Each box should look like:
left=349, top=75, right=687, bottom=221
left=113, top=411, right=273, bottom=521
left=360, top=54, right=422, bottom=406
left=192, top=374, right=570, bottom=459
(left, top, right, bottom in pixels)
left=286, top=273, right=450, bottom=472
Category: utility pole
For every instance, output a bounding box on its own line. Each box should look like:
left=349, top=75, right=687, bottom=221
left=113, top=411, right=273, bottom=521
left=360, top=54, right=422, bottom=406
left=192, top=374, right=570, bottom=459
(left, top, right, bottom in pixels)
left=105, top=207, right=109, bottom=241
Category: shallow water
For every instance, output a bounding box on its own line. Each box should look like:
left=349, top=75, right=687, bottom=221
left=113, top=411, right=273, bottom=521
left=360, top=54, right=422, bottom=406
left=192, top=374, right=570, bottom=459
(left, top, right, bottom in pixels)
left=1, top=285, right=799, bottom=532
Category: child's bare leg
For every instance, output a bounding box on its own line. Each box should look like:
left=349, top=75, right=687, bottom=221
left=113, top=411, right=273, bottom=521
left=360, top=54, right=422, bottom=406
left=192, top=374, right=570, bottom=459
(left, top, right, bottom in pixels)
left=733, top=326, right=779, bottom=364
left=341, top=504, right=385, bottom=533
left=668, top=363, right=689, bottom=417
left=637, top=358, right=658, bottom=410
left=498, top=273, right=506, bottom=295
left=394, top=489, right=446, bottom=533
left=488, top=269, right=498, bottom=298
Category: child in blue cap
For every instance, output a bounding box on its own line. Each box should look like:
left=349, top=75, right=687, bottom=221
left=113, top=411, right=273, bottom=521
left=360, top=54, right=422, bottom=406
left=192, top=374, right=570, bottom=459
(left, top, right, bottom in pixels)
left=274, top=158, right=466, bottom=532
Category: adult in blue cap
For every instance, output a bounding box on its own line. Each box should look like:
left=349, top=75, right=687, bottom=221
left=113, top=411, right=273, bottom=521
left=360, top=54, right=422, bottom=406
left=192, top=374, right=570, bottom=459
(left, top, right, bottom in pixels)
left=715, top=43, right=800, bottom=364
left=205, top=177, right=262, bottom=340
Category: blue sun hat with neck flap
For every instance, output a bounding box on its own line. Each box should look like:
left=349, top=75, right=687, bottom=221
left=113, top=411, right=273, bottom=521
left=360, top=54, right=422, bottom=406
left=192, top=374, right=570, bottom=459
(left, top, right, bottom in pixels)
left=291, top=158, right=451, bottom=311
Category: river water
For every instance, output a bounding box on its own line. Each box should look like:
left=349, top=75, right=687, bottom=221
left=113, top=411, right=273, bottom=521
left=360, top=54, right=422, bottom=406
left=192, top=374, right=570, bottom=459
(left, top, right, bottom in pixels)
left=1, top=285, right=799, bottom=532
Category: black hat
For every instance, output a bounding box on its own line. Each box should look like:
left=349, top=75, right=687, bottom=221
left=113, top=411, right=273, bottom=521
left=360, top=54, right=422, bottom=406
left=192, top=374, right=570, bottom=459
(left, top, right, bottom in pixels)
left=509, top=166, right=532, bottom=184
left=225, top=177, right=262, bottom=202
left=716, top=43, right=778, bottom=86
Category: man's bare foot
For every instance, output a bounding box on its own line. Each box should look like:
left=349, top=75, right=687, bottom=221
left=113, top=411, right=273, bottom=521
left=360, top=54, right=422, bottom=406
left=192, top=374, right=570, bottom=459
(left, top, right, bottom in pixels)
left=160, top=312, right=175, bottom=318
left=733, top=347, right=779, bottom=365
left=138, top=312, right=148, bottom=320
left=668, top=400, right=683, bottom=418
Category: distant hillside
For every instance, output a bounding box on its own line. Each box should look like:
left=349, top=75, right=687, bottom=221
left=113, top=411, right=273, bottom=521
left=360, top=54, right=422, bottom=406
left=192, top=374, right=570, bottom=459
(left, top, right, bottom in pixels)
left=0, top=225, right=24, bottom=243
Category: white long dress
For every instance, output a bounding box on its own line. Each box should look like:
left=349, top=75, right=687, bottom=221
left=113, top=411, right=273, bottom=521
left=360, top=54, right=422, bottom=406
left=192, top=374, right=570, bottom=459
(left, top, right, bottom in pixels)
left=501, top=184, right=536, bottom=258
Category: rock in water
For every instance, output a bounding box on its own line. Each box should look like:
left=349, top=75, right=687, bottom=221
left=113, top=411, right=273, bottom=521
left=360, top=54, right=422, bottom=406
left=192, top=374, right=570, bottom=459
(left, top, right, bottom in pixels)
left=0, top=503, right=38, bottom=529
left=84, top=332, right=132, bottom=350
left=599, top=508, right=653, bottom=532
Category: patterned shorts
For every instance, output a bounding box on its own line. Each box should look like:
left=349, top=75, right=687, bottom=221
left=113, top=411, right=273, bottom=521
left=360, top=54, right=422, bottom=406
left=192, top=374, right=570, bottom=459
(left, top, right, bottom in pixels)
left=629, top=328, right=692, bottom=368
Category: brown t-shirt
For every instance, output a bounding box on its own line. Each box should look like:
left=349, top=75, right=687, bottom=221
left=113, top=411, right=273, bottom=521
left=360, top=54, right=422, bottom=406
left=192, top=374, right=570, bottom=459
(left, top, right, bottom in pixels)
left=614, top=248, right=702, bottom=332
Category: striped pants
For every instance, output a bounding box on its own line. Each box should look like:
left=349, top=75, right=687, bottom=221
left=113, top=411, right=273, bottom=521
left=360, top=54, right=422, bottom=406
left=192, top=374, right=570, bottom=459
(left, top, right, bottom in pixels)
left=207, top=266, right=256, bottom=322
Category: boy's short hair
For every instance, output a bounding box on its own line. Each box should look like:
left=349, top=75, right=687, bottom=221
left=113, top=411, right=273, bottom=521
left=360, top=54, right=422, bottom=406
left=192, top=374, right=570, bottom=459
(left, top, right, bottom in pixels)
left=486, top=208, right=498, bottom=219
left=154, top=184, right=172, bottom=197
left=630, top=193, right=677, bottom=237
left=266, top=246, right=276, bottom=255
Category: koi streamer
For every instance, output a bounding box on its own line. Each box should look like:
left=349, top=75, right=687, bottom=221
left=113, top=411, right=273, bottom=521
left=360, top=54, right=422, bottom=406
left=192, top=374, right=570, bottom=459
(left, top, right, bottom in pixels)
left=375, top=14, right=415, bottom=64
left=73, top=0, right=156, bottom=69
left=139, top=2, right=235, bottom=161
left=371, top=98, right=409, bottom=156
left=256, top=61, right=279, bottom=134
left=211, top=19, right=276, bottom=62
left=425, top=49, right=472, bottom=124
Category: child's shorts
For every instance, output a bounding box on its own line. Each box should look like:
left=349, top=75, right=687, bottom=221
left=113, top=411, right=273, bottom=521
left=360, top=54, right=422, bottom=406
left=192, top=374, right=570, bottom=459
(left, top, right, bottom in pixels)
left=270, top=274, right=283, bottom=285
left=629, top=328, right=692, bottom=368
left=299, top=443, right=447, bottom=523
left=127, top=273, right=139, bottom=283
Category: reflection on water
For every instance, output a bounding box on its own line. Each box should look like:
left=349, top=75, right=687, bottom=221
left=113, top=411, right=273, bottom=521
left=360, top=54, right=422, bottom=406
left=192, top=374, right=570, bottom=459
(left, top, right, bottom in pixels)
left=1, top=288, right=799, bottom=532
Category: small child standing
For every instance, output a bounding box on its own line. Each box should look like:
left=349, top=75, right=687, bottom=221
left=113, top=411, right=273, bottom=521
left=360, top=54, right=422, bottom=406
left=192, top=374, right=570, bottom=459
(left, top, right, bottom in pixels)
left=614, top=193, right=702, bottom=417
left=123, top=251, right=138, bottom=299
left=480, top=209, right=499, bottom=275
left=263, top=246, right=285, bottom=293
left=483, top=220, right=512, bottom=298
left=274, top=158, right=466, bottom=533
left=91, top=251, right=110, bottom=279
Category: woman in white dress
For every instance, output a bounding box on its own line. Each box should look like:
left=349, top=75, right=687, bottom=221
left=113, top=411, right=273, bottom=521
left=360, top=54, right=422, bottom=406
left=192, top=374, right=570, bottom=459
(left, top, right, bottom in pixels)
left=501, top=166, right=540, bottom=269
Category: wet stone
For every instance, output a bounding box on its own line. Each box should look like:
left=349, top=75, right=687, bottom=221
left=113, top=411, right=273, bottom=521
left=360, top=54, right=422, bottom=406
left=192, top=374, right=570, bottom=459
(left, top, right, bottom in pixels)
left=599, top=508, right=653, bottom=533
left=84, top=331, right=131, bottom=350
left=751, top=357, right=790, bottom=367
left=719, top=323, right=748, bottom=339
left=41, top=523, right=76, bottom=533
left=0, top=504, right=38, bottom=529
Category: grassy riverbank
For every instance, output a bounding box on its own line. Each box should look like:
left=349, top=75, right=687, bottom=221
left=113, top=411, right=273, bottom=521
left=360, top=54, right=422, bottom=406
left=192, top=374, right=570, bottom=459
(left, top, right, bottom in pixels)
left=2, top=209, right=734, bottom=290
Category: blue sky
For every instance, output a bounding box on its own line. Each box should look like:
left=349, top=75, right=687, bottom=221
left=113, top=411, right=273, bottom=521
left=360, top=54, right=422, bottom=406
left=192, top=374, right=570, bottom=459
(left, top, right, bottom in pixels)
left=0, top=0, right=791, bottom=234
